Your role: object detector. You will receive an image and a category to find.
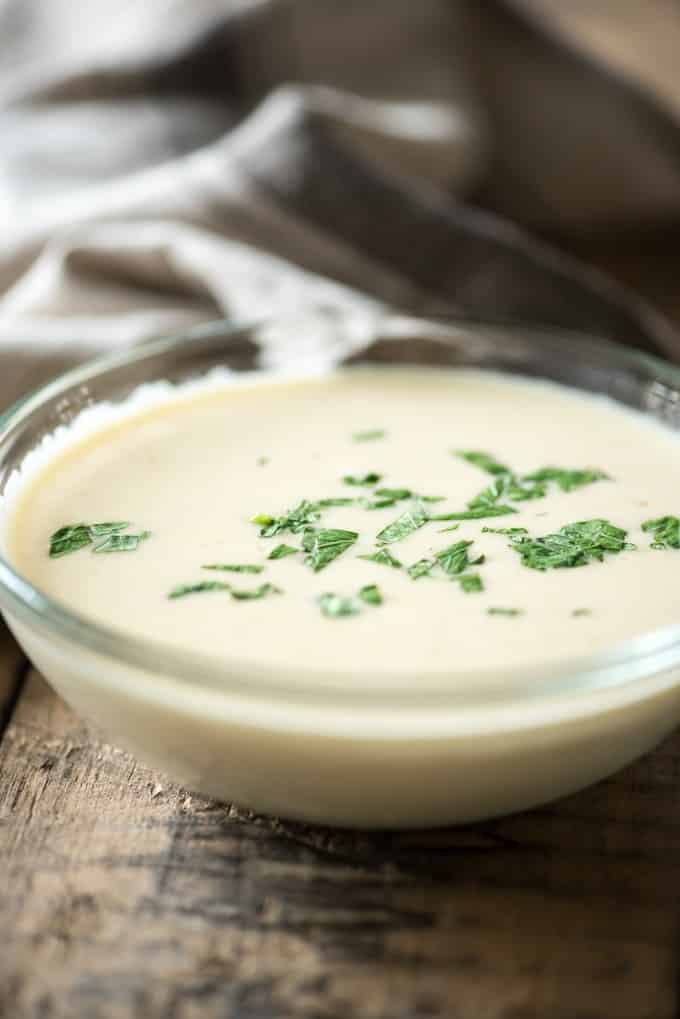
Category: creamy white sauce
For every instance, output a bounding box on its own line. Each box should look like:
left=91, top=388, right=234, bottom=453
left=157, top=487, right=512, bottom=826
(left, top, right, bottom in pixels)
left=4, top=367, right=680, bottom=679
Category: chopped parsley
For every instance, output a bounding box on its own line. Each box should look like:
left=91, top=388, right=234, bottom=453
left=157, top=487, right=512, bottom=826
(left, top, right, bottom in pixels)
left=363, top=487, right=444, bottom=510
left=408, top=558, right=435, bottom=580
left=257, top=456, right=270, bottom=466
left=320, top=582, right=383, bottom=617
left=454, top=451, right=608, bottom=518
left=314, top=497, right=356, bottom=508
left=169, top=581, right=231, bottom=599
left=318, top=592, right=358, bottom=618
left=302, top=528, right=358, bottom=572
left=456, top=573, right=483, bottom=593
left=230, top=582, right=281, bottom=600
left=572, top=608, right=592, bottom=617
left=642, top=516, right=680, bottom=550
left=523, top=467, right=609, bottom=492
left=359, top=584, right=383, bottom=606
left=253, top=499, right=320, bottom=537
left=405, top=539, right=484, bottom=587
left=268, top=544, right=298, bottom=560
left=253, top=497, right=356, bottom=537
left=510, top=519, right=632, bottom=570
left=93, top=531, right=151, bottom=553
left=343, top=472, right=382, bottom=486
left=352, top=429, right=386, bottom=442
left=482, top=526, right=529, bottom=536
left=49, top=522, right=150, bottom=558
left=358, top=548, right=403, bottom=568
left=488, top=607, right=522, bottom=617
left=435, top=539, right=481, bottom=576
left=456, top=450, right=510, bottom=476
left=430, top=506, right=517, bottom=522
left=202, top=563, right=264, bottom=574
left=88, top=522, right=131, bottom=537
left=168, top=580, right=280, bottom=601
left=376, top=501, right=429, bottom=544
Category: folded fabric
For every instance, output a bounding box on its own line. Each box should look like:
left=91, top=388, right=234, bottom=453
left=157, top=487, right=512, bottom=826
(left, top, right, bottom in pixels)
left=1, top=0, right=679, bottom=406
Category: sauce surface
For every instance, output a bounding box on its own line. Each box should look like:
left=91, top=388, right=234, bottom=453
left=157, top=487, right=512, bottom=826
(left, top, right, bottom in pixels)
left=4, top=368, right=680, bottom=677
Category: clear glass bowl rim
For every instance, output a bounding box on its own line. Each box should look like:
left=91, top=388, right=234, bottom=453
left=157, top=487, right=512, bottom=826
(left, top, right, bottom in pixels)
left=2, top=313, right=680, bottom=711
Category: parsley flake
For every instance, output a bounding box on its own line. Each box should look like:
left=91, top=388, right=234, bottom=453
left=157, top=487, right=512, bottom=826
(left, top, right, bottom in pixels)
left=642, top=516, right=680, bottom=550
left=376, top=501, right=429, bottom=544
left=352, top=429, right=386, bottom=442
left=318, top=593, right=358, bottom=618
left=457, top=573, right=483, bottom=593
left=359, top=584, right=383, bottom=606
left=358, top=548, right=402, bottom=568
left=168, top=581, right=231, bottom=599
left=510, top=519, right=631, bottom=570
left=343, top=472, right=382, bottom=486
left=407, top=558, right=435, bottom=580
left=268, top=544, right=299, bottom=560
left=302, top=528, right=358, bottom=572
left=202, top=563, right=264, bottom=574
left=230, top=582, right=281, bottom=601
left=49, top=522, right=149, bottom=558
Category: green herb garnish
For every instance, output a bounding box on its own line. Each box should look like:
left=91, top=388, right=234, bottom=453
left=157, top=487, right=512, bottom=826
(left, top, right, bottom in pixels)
left=363, top=487, right=445, bottom=510
left=376, top=501, right=429, bottom=544
left=314, top=497, right=356, bottom=508
left=230, top=582, right=281, bottom=601
left=358, top=548, right=403, bottom=568
left=523, top=467, right=609, bottom=492
left=430, top=506, right=516, bottom=522
left=456, top=451, right=510, bottom=476
left=343, top=472, right=382, bottom=486
left=572, top=608, right=591, bottom=617
left=318, top=593, right=358, bottom=618
left=456, top=451, right=608, bottom=517
left=407, top=558, right=435, bottom=580
left=359, top=584, right=383, bottom=606
left=510, top=519, right=632, bottom=571
left=202, top=563, right=264, bottom=574
left=435, top=539, right=478, bottom=576
left=352, top=429, right=386, bottom=442
left=257, top=456, right=270, bottom=466
left=642, top=516, right=680, bottom=550
left=253, top=499, right=320, bottom=537
left=49, top=524, right=95, bottom=557
left=482, top=526, right=529, bottom=536
left=93, top=531, right=151, bottom=553
left=457, top=573, right=483, bottom=593
left=302, top=528, right=358, bottom=572
left=253, top=496, right=356, bottom=537
left=88, top=522, right=131, bottom=536
left=488, top=607, right=522, bottom=617
left=49, top=521, right=149, bottom=557
left=168, top=580, right=280, bottom=601
left=169, top=581, right=232, bottom=599
left=374, top=488, right=412, bottom=500
left=268, top=544, right=298, bottom=560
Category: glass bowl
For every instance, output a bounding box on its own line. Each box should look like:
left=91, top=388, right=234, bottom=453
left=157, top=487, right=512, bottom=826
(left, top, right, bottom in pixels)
left=2, top=314, right=680, bottom=828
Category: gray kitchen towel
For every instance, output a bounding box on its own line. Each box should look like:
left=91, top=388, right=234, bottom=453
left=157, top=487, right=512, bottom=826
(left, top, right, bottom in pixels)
left=2, top=0, right=680, bottom=403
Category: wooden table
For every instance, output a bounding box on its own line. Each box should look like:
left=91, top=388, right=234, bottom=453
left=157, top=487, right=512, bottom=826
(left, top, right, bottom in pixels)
left=2, top=235, right=680, bottom=1019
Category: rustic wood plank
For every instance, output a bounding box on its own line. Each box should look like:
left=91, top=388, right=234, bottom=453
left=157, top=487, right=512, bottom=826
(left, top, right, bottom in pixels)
left=1, top=667, right=680, bottom=1019
left=0, top=621, right=27, bottom=735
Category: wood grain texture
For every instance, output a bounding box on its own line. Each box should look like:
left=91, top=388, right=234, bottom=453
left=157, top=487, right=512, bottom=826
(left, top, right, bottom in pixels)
left=0, top=621, right=28, bottom=736
left=2, top=668, right=680, bottom=1019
